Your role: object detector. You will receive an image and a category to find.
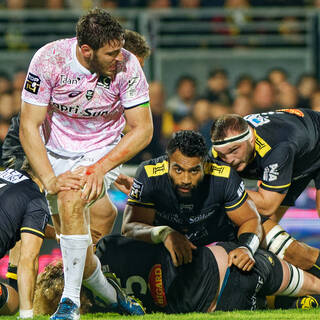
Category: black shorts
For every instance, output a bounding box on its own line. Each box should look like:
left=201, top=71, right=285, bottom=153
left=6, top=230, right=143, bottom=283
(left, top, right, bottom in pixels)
left=216, top=243, right=283, bottom=311
left=281, top=172, right=319, bottom=206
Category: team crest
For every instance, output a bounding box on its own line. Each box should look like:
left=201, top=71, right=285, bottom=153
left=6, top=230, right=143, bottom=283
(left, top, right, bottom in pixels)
left=130, top=180, right=143, bottom=201
left=24, top=72, right=41, bottom=94
left=86, top=90, right=94, bottom=100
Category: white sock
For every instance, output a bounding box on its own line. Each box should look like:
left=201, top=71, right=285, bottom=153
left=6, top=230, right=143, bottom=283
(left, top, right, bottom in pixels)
left=19, top=309, right=33, bottom=318
left=82, top=255, right=117, bottom=304
left=60, top=234, right=90, bottom=307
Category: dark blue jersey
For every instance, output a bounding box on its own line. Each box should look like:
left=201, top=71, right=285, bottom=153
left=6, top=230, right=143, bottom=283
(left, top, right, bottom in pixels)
left=210, top=109, right=320, bottom=196
left=0, top=168, right=49, bottom=257
left=127, top=155, right=248, bottom=245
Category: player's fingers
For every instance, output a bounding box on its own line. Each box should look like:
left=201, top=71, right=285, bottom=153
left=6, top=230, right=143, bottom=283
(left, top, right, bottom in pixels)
left=182, top=246, right=192, bottom=264
left=228, top=252, right=235, bottom=267
left=168, top=248, right=178, bottom=267
left=175, top=249, right=184, bottom=266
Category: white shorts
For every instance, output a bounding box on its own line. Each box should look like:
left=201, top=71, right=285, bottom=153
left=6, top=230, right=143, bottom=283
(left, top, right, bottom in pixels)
left=46, top=145, right=120, bottom=215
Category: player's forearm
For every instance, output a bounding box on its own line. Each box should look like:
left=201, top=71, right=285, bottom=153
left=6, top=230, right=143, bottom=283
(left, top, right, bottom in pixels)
left=19, top=122, right=55, bottom=188
left=237, top=216, right=263, bottom=242
left=94, top=122, right=153, bottom=173
left=122, top=222, right=156, bottom=243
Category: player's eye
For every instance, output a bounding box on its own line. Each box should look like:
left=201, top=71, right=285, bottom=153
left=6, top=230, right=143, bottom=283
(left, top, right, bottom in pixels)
left=175, top=168, right=182, bottom=174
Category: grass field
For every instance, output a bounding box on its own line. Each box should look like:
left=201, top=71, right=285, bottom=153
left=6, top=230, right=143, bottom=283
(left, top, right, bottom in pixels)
left=1, top=309, right=320, bottom=320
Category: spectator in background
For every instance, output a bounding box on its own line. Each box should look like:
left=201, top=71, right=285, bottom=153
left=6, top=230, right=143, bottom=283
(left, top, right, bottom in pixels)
left=130, top=81, right=174, bottom=164
left=310, top=90, right=320, bottom=112
left=276, top=81, right=298, bottom=108
left=0, top=92, right=14, bottom=120
left=267, top=67, right=288, bottom=87
left=252, top=79, right=276, bottom=112
left=147, top=0, right=171, bottom=8
left=232, top=94, right=254, bottom=117
left=234, top=74, right=255, bottom=98
left=297, top=73, right=318, bottom=109
left=11, top=69, right=27, bottom=116
left=0, top=71, right=12, bottom=95
left=204, top=69, right=232, bottom=107
left=178, top=0, right=201, bottom=8
left=167, top=75, right=197, bottom=122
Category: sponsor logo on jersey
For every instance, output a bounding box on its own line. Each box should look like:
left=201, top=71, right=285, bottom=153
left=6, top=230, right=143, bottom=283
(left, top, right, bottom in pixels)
left=52, top=103, right=109, bottom=117
left=97, top=76, right=111, bottom=89
left=277, top=108, right=304, bottom=117
left=86, top=90, right=94, bottom=100
left=24, top=72, right=41, bottom=94
left=255, top=133, right=271, bottom=158
left=130, top=180, right=143, bottom=201
left=237, top=181, right=245, bottom=198
left=148, top=264, right=167, bottom=307
left=245, top=114, right=270, bottom=127
left=60, top=75, right=81, bottom=85
left=0, top=168, right=28, bottom=183
left=144, top=161, right=168, bottom=177
left=204, top=162, right=230, bottom=178
left=68, top=91, right=82, bottom=98
left=263, top=163, right=279, bottom=182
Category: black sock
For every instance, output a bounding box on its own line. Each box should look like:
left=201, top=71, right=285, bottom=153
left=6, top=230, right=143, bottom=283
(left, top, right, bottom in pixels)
left=6, top=264, right=17, bottom=291
left=275, top=295, right=320, bottom=309
left=0, top=282, right=8, bottom=309
left=307, top=253, right=320, bottom=279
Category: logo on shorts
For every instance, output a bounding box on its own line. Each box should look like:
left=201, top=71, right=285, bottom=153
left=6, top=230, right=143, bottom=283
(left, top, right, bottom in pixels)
left=86, top=90, right=94, bottom=100
left=130, top=180, right=143, bottom=201
left=148, top=264, right=167, bottom=307
left=24, top=72, right=41, bottom=94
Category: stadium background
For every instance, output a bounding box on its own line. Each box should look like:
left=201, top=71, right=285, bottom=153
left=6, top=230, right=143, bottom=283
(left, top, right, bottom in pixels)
left=0, top=0, right=320, bottom=278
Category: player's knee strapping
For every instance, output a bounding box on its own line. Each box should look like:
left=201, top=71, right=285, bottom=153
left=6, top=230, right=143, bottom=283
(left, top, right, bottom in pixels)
left=6, top=264, right=17, bottom=291
left=0, top=283, right=8, bottom=309
left=262, top=225, right=294, bottom=259
left=279, top=264, right=304, bottom=297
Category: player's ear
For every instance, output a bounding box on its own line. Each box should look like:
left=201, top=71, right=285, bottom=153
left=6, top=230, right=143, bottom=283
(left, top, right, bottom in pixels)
left=79, top=44, right=93, bottom=58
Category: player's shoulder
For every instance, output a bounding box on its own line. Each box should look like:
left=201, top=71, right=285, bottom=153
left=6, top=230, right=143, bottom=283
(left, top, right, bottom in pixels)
left=137, top=155, right=169, bottom=179
left=204, top=158, right=232, bottom=179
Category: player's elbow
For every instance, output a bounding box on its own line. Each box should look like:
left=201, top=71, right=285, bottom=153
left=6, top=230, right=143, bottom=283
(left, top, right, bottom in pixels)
left=142, top=121, right=153, bottom=147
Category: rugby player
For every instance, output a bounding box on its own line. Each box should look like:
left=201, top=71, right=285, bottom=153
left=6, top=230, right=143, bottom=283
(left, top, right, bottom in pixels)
left=33, top=235, right=320, bottom=314
left=0, top=160, right=51, bottom=318
left=122, top=130, right=320, bottom=279
left=19, top=8, right=151, bottom=319
left=210, top=109, right=320, bottom=278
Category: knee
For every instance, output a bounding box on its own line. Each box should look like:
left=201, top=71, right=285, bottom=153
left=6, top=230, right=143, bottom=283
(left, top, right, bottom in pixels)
left=58, top=190, right=85, bottom=218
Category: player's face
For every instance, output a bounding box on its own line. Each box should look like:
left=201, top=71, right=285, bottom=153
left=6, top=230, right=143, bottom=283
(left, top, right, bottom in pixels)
left=214, top=134, right=254, bottom=172
left=169, top=149, right=204, bottom=198
left=88, top=39, right=124, bottom=77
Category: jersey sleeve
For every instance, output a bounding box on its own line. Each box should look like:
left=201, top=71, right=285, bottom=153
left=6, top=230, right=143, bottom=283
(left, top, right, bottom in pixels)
left=259, top=143, right=294, bottom=193
left=21, top=43, right=57, bottom=107
left=119, top=50, right=150, bottom=109
left=127, top=162, right=155, bottom=208
left=224, top=169, right=248, bottom=211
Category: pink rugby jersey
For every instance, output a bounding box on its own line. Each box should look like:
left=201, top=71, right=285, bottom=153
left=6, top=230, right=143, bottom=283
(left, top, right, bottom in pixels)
left=21, top=37, right=149, bottom=155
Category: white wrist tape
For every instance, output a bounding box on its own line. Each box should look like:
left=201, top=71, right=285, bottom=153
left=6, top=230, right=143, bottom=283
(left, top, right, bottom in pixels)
left=151, top=226, right=174, bottom=244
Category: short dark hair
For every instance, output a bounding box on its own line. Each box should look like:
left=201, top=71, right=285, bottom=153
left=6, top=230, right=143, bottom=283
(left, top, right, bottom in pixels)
left=211, top=114, right=248, bottom=141
left=166, top=130, right=207, bottom=159
left=76, top=8, right=124, bottom=50
left=124, top=30, right=151, bottom=59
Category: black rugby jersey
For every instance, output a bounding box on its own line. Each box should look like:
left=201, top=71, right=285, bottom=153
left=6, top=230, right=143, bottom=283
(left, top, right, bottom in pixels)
left=2, top=114, right=25, bottom=168
left=96, top=235, right=219, bottom=313
left=0, top=168, right=49, bottom=257
left=127, top=155, right=248, bottom=246
left=210, top=109, right=320, bottom=193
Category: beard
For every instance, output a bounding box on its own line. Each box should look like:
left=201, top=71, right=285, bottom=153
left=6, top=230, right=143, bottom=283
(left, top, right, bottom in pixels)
left=87, top=52, right=114, bottom=77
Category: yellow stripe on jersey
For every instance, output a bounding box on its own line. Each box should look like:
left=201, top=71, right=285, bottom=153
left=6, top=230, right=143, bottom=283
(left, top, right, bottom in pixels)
left=205, top=162, right=231, bottom=178
left=255, top=131, right=271, bottom=158
left=5, top=272, right=17, bottom=280
left=211, top=147, right=218, bottom=158
left=261, top=182, right=291, bottom=189
left=225, top=191, right=247, bottom=209
left=144, top=160, right=169, bottom=177
left=20, top=227, right=44, bottom=237
left=127, top=199, right=155, bottom=206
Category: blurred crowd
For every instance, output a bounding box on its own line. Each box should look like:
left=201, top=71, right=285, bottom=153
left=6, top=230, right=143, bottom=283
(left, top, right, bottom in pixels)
left=1, top=67, right=317, bottom=164
left=1, top=0, right=320, bottom=10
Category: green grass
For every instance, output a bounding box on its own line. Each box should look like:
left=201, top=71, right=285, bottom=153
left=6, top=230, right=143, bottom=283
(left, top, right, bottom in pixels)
left=2, top=309, right=320, bottom=320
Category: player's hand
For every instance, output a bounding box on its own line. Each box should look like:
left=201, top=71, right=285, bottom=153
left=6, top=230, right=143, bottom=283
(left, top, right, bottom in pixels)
left=81, top=164, right=105, bottom=202
left=163, top=231, right=197, bottom=267
left=228, top=247, right=255, bottom=271
left=45, top=171, right=83, bottom=195
left=113, top=174, right=133, bottom=195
